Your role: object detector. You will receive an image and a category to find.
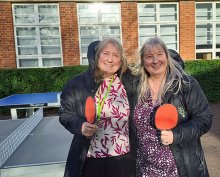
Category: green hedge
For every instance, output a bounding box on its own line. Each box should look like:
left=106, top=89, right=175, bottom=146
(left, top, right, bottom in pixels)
left=184, top=60, right=220, bottom=103
left=0, top=60, right=220, bottom=115
left=0, top=65, right=88, bottom=97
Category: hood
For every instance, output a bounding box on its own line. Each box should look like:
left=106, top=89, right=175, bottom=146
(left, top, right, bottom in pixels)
left=168, top=49, right=185, bottom=70
left=87, top=40, right=100, bottom=69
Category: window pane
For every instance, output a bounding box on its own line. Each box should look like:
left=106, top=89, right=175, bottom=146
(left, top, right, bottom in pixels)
left=14, top=5, right=35, bottom=24
left=40, top=27, right=60, bottom=46
left=41, top=38, right=60, bottom=45
left=196, top=24, right=213, bottom=49
left=78, top=4, right=98, bottom=14
left=79, top=14, right=98, bottom=24
left=19, top=59, right=38, bottom=67
left=160, top=25, right=177, bottom=34
left=139, top=4, right=155, bottom=13
left=160, top=25, right=177, bottom=50
left=100, top=4, right=119, bottom=13
left=17, top=37, right=37, bottom=45
left=40, top=27, right=60, bottom=36
left=14, top=5, right=34, bottom=14
left=217, top=3, right=220, bottom=20
left=101, top=14, right=120, bottom=23
left=38, top=5, right=58, bottom=14
left=15, top=15, right=35, bottom=24
left=139, top=25, right=157, bottom=36
left=102, top=25, right=120, bottom=36
left=196, top=3, right=212, bottom=20
left=216, top=24, right=220, bottom=48
left=82, top=57, right=89, bottom=65
left=160, top=4, right=177, bottom=21
left=42, top=58, right=61, bottom=66
left=196, top=52, right=212, bottom=60
left=138, top=4, right=156, bottom=22
left=39, top=15, right=59, bottom=24
left=80, top=26, right=99, bottom=37
left=18, top=47, right=38, bottom=55
left=78, top=4, right=98, bottom=24
left=16, top=27, right=36, bottom=36
left=41, top=46, right=61, bottom=54
left=216, top=52, right=220, bottom=59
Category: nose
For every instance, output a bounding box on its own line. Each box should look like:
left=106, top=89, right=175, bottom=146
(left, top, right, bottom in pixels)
left=107, top=54, right=113, bottom=62
left=152, top=55, right=159, bottom=63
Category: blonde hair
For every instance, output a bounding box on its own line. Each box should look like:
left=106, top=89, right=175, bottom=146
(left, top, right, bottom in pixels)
left=93, top=38, right=127, bottom=82
left=134, top=37, right=188, bottom=101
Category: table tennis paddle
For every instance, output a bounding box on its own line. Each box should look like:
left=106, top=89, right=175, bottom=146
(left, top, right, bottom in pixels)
left=155, top=104, right=178, bottom=130
left=85, top=96, right=96, bottom=124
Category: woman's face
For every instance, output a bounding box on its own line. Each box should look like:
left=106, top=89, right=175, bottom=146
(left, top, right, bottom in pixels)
left=98, top=43, right=121, bottom=78
left=143, top=45, right=168, bottom=78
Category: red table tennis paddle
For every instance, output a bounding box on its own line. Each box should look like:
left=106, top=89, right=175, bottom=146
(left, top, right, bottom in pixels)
left=85, top=96, right=96, bottom=124
left=155, top=104, right=178, bottom=130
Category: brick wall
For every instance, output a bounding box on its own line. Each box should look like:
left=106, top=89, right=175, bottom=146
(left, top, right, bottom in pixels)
left=0, top=2, right=16, bottom=68
left=179, top=1, right=195, bottom=60
left=59, top=2, right=80, bottom=66
left=0, top=1, right=197, bottom=69
left=121, top=2, right=139, bottom=63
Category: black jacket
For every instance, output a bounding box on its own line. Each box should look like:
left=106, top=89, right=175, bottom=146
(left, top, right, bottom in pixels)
left=161, top=76, right=213, bottom=177
left=59, top=68, right=138, bottom=177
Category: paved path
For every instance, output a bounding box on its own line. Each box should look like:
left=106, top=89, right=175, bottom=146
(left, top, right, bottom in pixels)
left=201, top=103, right=220, bottom=177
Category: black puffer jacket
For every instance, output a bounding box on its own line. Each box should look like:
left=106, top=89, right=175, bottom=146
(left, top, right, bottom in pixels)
left=161, top=76, right=213, bottom=177
left=59, top=41, right=138, bottom=177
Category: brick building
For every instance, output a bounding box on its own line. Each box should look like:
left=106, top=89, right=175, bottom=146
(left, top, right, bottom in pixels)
left=0, top=0, right=219, bottom=68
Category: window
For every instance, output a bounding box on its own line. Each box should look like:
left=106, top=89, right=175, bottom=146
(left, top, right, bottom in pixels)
left=78, top=3, right=121, bottom=65
left=196, top=2, right=220, bottom=59
left=13, top=4, right=63, bottom=68
left=138, top=3, right=179, bottom=51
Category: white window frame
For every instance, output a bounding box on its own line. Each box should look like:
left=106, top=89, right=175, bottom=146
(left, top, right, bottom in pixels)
left=12, top=3, right=63, bottom=68
left=77, top=3, right=122, bottom=65
left=138, top=2, right=179, bottom=52
left=196, top=2, right=220, bottom=60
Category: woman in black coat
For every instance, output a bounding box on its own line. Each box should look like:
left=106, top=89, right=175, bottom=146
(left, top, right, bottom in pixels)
left=133, top=37, right=213, bottom=177
left=59, top=38, right=137, bottom=177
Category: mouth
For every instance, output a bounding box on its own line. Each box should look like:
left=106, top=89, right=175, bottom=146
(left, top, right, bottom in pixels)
left=152, top=64, right=161, bottom=69
left=104, top=63, right=114, bottom=67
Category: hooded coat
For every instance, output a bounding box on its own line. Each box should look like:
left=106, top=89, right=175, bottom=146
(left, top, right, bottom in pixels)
left=150, top=75, right=213, bottom=177
left=59, top=41, right=138, bottom=177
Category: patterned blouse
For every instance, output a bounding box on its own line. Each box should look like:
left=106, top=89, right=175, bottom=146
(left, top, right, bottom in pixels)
left=134, top=90, right=179, bottom=177
left=87, top=75, right=130, bottom=158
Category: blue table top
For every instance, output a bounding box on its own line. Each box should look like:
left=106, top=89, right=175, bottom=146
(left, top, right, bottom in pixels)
left=0, top=92, right=60, bottom=107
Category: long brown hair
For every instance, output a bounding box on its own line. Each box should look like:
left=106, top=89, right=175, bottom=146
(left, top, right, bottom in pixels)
left=93, top=38, right=127, bottom=83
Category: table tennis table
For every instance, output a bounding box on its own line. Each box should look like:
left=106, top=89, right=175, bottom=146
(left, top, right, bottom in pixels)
left=0, top=110, right=72, bottom=177
left=0, top=92, right=61, bottom=119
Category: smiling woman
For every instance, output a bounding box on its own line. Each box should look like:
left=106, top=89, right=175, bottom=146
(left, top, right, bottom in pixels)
left=58, top=38, right=138, bottom=177
left=133, top=37, right=213, bottom=177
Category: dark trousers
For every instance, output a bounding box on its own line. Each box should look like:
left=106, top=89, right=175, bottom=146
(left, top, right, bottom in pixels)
left=81, top=152, right=136, bottom=177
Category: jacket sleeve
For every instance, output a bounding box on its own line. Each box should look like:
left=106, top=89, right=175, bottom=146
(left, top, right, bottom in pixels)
left=173, top=77, right=213, bottom=145
left=58, top=82, right=85, bottom=135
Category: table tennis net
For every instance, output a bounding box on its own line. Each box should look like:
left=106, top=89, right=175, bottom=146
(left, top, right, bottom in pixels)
left=0, top=108, right=43, bottom=167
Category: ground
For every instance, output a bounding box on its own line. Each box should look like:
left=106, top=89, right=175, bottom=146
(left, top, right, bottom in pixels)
left=201, top=103, right=220, bottom=177
left=0, top=104, right=219, bottom=176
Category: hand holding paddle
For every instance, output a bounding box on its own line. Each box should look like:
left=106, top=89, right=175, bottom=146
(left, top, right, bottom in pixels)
left=82, top=96, right=97, bottom=138
left=155, top=104, right=178, bottom=130
left=85, top=96, right=96, bottom=124
left=155, top=104, right=178, bottom=145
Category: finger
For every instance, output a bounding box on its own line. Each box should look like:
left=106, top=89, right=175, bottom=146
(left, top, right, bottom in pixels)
left=162, top=141, right=169, bottom=146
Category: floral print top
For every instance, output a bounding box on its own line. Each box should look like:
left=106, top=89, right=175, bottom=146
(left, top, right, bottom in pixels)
left=134, top=90, right=179, bottom=177
left=87, top=75, right=130, bottom=158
